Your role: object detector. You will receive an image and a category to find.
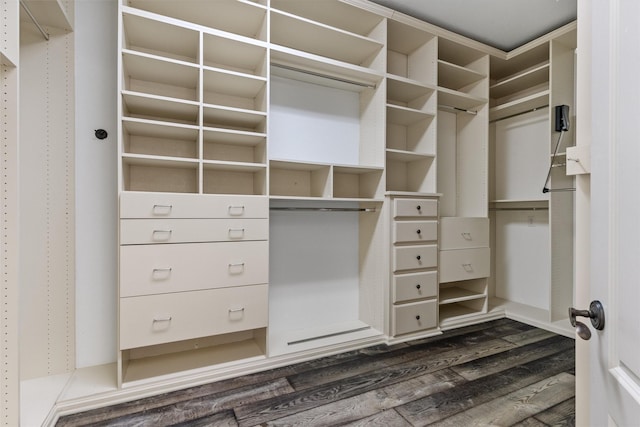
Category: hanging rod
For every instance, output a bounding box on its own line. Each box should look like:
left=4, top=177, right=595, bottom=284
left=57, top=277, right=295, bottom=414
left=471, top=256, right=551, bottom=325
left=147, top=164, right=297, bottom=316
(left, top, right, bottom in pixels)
left=271, top=63, right=376, bottom=89
left=438, top=104, right=477, bottom=115
left=489, top=105, right=549, bottom=123
left=20, top=0, right=50, bottom=41
left=270, top=207, right=376, bottom=212
left=490, top=207, right=549, bottom=211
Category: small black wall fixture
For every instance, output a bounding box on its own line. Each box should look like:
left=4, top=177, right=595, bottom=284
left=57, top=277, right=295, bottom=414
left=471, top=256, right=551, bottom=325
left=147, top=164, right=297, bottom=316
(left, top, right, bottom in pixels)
left=95, top=129, right=108, bottom=140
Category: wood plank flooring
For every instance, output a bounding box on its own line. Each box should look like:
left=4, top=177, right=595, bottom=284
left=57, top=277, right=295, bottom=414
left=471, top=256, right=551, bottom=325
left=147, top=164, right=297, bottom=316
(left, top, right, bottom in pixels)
left=56, top=319, right=575, bottom=426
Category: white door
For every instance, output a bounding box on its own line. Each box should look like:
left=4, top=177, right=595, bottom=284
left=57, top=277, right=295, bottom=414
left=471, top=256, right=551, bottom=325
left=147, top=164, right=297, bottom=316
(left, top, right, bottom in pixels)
left=582, top=0, right=640, bottom=425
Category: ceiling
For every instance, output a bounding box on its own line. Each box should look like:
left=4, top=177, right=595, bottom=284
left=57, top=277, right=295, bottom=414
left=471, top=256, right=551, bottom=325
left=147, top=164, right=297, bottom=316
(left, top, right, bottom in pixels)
left=369, top=0, right=577, bottom=51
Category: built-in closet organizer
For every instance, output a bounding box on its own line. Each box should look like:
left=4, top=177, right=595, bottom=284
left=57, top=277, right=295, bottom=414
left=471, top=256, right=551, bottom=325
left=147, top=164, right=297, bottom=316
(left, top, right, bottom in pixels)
left=267, top=0, right=387, bottom=356
left=117, top=0, right=270, bottom=385
left=436, top=39, right=492, bottom=328
left=488, top=24, right=576, bottom=335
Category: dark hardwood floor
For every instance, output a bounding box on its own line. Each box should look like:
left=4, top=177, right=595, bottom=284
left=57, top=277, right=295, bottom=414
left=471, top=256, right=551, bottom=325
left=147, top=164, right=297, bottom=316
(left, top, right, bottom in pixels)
left=56, top=319, right=575, bottom=426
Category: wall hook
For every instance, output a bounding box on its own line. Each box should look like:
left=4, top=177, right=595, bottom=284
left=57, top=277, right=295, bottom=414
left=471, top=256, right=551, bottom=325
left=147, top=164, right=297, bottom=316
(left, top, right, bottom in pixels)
left=95, top=129, right=108, bottom=140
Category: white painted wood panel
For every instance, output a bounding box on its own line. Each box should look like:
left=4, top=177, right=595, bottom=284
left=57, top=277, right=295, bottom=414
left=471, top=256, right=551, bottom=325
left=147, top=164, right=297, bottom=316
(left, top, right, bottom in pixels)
left=494, top=210, right=550, bottom=310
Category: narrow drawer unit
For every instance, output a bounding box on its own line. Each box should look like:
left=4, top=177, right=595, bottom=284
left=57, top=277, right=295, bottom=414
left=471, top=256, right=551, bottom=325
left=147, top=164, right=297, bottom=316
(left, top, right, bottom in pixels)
left=440, top=247, right=490, bottom=283
left=120, top=241, right=268, bottom=297
left=393, top=244, right=438, bottom=272
left=440, top=217, right=489, bottom=250
left=392, top=299, right=438, bottom=335
left=393, top=271, right=438, bottom=303
left=393, top=198, right=438, bottom=218
left=393, top=220, right=437, bottom=244
left=120, top=192, right=268, bottom=219
left=119, top=284, right=269, bottom=350
left=120, top=218, right=268, bottom=244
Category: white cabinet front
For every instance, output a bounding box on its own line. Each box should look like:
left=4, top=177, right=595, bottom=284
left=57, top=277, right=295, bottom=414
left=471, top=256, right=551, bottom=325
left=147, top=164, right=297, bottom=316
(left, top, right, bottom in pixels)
left=120, top=241, right=268, bottom=297
left=119, top=284, right=269, bottom=349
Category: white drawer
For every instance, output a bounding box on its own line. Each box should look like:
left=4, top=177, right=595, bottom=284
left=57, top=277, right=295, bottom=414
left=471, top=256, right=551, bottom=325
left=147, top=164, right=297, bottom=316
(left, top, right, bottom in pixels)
left=440, top=217, right=489, bottom=250
left=120, top=241, right=268, bottom=297
left=393, top=198, right=438, bottom=218
left=120, top=192, right=268, bottom=219
left=393, top=245, right=438, bottom=272
left=392, top=299, right=438, bottom=336
left=393, top=271, right=438, bottom=303
left=120, top=218, right=268, bottom=244
left=440, top=247, right=490, bottom=283
left=393, top=220, right=437, bottom=244
left=119, top=284, right=268, bottom=350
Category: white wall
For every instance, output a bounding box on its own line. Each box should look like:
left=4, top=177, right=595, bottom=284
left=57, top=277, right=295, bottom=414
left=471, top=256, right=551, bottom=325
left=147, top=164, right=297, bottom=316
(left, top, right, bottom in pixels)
left=75, top=0, right=118, bottom=368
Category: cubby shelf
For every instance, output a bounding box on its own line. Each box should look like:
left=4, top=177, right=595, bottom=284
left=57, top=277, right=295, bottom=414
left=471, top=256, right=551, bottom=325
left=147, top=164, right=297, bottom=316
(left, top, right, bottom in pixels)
left=438, top=60, right=486, bottom=92
left=122, top=91, right=199, bottom=126
left=387, top=76, right=436, bottom=108
left=386, top=149, right=435, bottom=162
left=439, top=286, right=485, bottom=305
left=270, top=45, right=383, bottom=90
left=271, top=0, right=384, bottom=39
left=489, top=89, right=549, bottom=121
left=122, top=50, right=199, bottom=101
left=126, top=1, right=268, bottom=41
left=270, top=9, right=383, bottom=67
left=438, top=88, right=488, bottom=111
left=122, top=11, right=199, bottom=63
left=490, top=62, right=549, bottom=99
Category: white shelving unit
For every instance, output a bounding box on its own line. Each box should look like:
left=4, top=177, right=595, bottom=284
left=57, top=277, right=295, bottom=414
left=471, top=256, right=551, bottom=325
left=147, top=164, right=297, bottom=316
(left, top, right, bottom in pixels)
left=488, top=24, right=577, bottom=335
left=436, top=38, right=491, bottom=328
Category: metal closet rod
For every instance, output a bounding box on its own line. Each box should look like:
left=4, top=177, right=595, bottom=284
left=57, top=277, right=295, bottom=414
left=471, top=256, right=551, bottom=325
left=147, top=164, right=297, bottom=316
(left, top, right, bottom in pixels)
left=20, top=0, right=50, bottom=41
left=490, top=207, right=549, bottom=211
left=270, top=207, right=376, bottom=212
left=489, top=105, right=549, bottom=123
left=438, top=104, right=477, bottom=115
left=271, top=63, right=376, bottom=89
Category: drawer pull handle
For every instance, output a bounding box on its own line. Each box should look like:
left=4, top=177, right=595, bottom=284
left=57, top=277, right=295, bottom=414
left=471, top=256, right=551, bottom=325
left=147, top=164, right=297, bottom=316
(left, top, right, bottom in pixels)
left=153, top=268, right=172, bottom=273
left=461, top=232, right=472, bottom=240
left=228, top=307, right=245, bottom=313
left=228, top=205, right=246, bottom=216
left=415, top=315, right=421, bottom=321
left=153, top=316, right=172, bottom=323
left=416, top=229, right=421, bottom=235
left=416, top=284, right=421, bottom=290
left=152, top=204, right=173, bottom=215
left=416, top=255, right=421, bottom=261
left=416, top=205, right=421, bottom=211
left=228, top=262, right=245, bottom=274
left=228, top=228, right=245, bottom=238
left=462, top=263, right=474, bottom=272
left=152, top=230, right=172, bottom=240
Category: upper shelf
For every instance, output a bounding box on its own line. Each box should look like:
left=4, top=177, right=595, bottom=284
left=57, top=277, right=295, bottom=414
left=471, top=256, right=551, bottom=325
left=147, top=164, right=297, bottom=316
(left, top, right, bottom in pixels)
left=20, top=0, right=73, bottom=32
left=490, top=62, right=549, bottom=100
left=126, top=0, right=267, bottom=41
left=270, top=9, right=383, bottom=67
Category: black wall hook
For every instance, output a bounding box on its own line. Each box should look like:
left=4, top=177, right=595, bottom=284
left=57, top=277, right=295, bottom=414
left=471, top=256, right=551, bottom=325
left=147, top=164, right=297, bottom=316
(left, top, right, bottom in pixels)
left=95, top=129, right=108, bottom=140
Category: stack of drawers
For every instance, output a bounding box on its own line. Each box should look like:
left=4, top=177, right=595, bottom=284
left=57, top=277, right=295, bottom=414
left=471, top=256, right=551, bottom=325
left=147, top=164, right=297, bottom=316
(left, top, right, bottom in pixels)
left=439, top=218, right=490, bottom=283
left=118, top=193, right=269, bottom=351
left=390, top=196, right=439, bottom=336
